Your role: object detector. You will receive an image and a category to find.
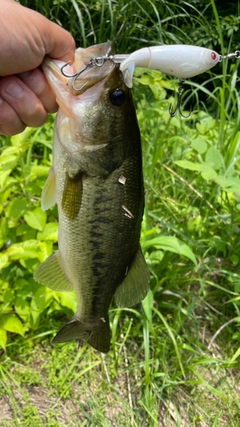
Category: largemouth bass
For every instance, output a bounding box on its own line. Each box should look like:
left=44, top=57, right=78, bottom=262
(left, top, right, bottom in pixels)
left=34, top=42, right=149, bottom=353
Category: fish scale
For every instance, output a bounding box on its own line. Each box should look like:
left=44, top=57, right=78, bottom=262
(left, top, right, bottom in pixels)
left=34, top=41, right=149, bottom=353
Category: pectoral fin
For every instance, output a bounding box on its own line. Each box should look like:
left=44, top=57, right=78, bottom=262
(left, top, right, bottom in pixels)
left=41, top=167, right=57, bottom=211
left=62, top=172, right=83, bottom=220
left=53, top=316, right=111, bottom=353
left=115, top=247, right=149, bottom=307
left=34, top=251, right=74, bottom=292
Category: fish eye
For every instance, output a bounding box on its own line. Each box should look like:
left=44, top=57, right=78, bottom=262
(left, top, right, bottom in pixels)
left=110, top=88, right=125, bottom=106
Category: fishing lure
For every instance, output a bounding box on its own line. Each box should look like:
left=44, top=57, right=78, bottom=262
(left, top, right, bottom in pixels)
left=60, top=45, right=240, bottom=117
left=61, top=45, right=220, bottom=88
left=119, top=45, right=220, bottom=88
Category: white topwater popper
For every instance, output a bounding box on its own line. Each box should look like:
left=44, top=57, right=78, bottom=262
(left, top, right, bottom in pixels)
left=119, top=45, right=221, bottom=88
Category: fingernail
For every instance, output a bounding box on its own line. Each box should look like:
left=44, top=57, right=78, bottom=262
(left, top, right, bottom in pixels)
left=5, top=81, right=24, bottom=98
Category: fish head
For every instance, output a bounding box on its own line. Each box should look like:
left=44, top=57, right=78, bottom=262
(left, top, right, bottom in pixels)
left=42, top=42, right=134, bottom=158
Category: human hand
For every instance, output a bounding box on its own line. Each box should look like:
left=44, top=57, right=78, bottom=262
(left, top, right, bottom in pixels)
left=0, top=0, right=75, bottom=135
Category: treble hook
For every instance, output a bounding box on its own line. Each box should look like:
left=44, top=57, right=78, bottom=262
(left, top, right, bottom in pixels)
left=61, top=54, right=113, bottom=92
left=169, top=80, right=192, bottom=118
left=61, top=61, right=94, bottom=91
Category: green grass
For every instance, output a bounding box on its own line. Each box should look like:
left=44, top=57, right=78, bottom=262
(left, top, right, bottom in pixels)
left=1, top=0, right=240, bottom=426
left=0, top=314, right=239, bottom=426
left=19, top=0, right=239, bottom=52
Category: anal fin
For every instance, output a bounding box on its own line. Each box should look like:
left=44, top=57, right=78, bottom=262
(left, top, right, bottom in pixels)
left=115, top=247, right=149, bottom=307
left=34, top=251, right=74, bottom=292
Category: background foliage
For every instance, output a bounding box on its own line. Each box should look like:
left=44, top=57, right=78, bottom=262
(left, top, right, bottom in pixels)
left=1, top=0, right=240, bottom=426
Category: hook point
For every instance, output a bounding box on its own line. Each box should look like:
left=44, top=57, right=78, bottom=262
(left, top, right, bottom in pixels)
left=169, top=80, right=192, bottom=118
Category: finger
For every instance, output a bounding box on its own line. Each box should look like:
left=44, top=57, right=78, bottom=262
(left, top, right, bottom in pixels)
left=41, top=20, right=76, bottom=63
left=0, top=3, right=76, bottom=76
left=0, top=76, right=48, bottom=128
left=18, top=68, right=58, bottom=114
left=0, top=96, right=26, bottom=136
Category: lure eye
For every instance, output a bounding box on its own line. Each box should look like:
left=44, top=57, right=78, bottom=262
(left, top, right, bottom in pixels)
left=211, top=52, right=217, bottom=61
left=110, top=88, right=125, bottom=106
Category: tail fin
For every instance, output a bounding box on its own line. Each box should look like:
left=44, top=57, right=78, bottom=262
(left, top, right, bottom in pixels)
left=52, top=316, right=111, bottom=353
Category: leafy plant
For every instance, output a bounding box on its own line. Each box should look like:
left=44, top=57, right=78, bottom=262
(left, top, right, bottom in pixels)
left=18, top=0, right=240, bottom=54
left=1, top=1, right=240, bottom=425
left=0, top=124, right=77, bottom=350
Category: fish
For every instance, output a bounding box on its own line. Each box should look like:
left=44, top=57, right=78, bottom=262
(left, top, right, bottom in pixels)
left=34, top=41, right=149, bottom=353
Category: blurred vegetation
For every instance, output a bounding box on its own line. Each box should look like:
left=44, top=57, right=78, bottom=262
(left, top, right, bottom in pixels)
left=1, top=1, right=240, bottom=426
left=19, top=0, right=240, bottom=51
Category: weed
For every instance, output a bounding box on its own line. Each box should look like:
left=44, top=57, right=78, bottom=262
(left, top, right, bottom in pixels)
left=1, top=1, right=240, bottom=426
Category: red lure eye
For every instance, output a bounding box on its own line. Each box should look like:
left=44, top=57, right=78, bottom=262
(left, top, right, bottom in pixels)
left=211, top=52, right=217, bottom=61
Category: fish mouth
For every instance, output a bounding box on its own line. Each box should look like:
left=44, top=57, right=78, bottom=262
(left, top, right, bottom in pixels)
left=42, top=41, right=115, bottom=94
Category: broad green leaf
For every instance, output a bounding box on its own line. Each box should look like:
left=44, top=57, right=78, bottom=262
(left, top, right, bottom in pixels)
left=6, top=198, right=28, bottom=218
left=6, top=240, right=52, bottom=262
left=196, top=117, right=215, bottom=134
left=15, top=278, right=36, bottom=296
left=143, top=236, right=197, bottom=265
left=215, top=176, right=231, bottom=188
left=3, top=289, right=14, bottom=306
left=0, top=169, right=15, bottom=187
left=2, top=314, right=24, bottom=336
left=199, top=164, right=218, bottom=181
left=175, top=160, right=202, bottom=171
left=146, top=250, right=164, bottom=266
left=37, top=222, right=58, bottom=241
left=31, top=164, right=50, bottom=177
left=0, top=154, right=18, bottom=165
left=7, top=242, right=37, bottom=260
left=0, top=218, right=9, bottom=249
left=138, top=74, right=155, bottom=86
left=24, top=207, right=47, bottom=231
left=175, top=161, right=217, bottom=181
left=215, top=176, right=240, bottom=194
left=55, top=291, right=77, bottom=313
left=0, top=253, right=9, bottom=270
left=16, top=223, right=36, bottom=239
left=205, top=147, right=222, bottom=170
left=36, top=241, right=53, bottom=262
left=0, top=147, right=18, bottom=186
left=0, top=327, right=7, bottom=350
left=0, top=180, right=14, bottom=202
left=0, top=146, right=19, bottom=161
left=15, top=296, right=31, bottom=322
left=31, top=286, right=54, bottom=324
left=11, top=127, right=34, bottom=149
left=191, top=137, right=208, bottom=154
